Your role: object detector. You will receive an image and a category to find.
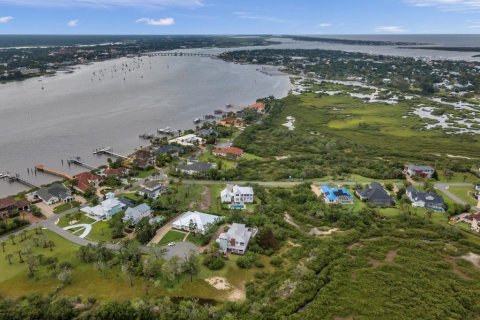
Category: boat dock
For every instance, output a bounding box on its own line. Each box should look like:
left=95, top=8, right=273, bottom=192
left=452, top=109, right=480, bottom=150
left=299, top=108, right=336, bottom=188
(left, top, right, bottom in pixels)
left=0, top=173, right=37, bottom=189
left=35, top=164, right=74, bottom=180
left=93, top=147, right=128, bottom=160
left=143, top=52, right=215, bottom=58
left=67, top=157, right=97, bottom=171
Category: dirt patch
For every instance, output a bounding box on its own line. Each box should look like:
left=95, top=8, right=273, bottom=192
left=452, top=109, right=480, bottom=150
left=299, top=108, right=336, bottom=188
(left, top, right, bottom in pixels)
left=309, top=227, right=339, bottom=236
left=368, top=257, right=381, bottom=268
left=444, top=256, right=470, bottom=280
left=385, top=250, right=397, bottom=263
left=310, top=184, right=322, bottom=198
left=189, top=186, right=211, bottom=210
left=284, top=213, right=300, bottom=229
left=205, top=277, right=245, bottom=302
left=461, top=253, right=480, bottom=269
left=347, top=242, right=364, bottom=250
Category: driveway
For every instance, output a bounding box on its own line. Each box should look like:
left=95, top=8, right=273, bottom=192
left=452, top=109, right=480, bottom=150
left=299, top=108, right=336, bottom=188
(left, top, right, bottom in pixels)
left=161, top=241, right=198, bottom=260
left=148, top=219, right=174, bottom=245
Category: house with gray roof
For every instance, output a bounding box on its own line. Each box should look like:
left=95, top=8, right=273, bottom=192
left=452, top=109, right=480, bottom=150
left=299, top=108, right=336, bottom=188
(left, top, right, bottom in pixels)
left=356, top=182, right=395, bottom=206
left=123, top=203, right=152, bottom=225
left=406, top=186, right=445, bottom=212
left=216, top=223, right=253, bottom=255
left=176, top=160, right=217, bottom=175
left=36, top=183, right=73, bottom=205
left=404, top=164, right=435, bottom=178
left=154, top=145, right=183, bottom=157
left=137, top=181, right=168, bottom=199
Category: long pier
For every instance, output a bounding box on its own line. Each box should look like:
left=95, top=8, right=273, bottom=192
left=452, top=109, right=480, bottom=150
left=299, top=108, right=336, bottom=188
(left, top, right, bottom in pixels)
left=35, top=164, right=74, bottom=180
left=0, top=173, right=37, bottom=189
left=143, top=52, right=215, bottom=58
left=93, top=147, right=128, bottom=160
left=67, top=157, right=97, bottom=171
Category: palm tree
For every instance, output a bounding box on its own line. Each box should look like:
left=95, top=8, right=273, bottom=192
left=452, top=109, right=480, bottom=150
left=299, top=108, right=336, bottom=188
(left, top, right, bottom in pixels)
left=17, top=250, right=24, bottom=263
left=0, top=241, right=5, bottom=252
left=48, top=241, right=55, bottom=252
left=9, top=234, right=15, bottom=245
left=5, top=253, right=13, bottom=264
left=20, top=230, right=28, bottom=242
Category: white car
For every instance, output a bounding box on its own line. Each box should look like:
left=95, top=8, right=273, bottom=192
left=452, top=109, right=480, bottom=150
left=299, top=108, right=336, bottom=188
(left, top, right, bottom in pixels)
left=168, top=242, right=175, bottom=246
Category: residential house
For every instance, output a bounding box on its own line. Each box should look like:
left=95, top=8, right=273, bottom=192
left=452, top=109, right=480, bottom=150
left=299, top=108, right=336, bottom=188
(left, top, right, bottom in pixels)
left=134, top=150, right=155, bottom=170
left=0, top=198, right=30, bottom=217
left=154, top=145, right=183, bottom=158
left=406, top=186, right=445, bottom=212
left=475, top=183, right=480, bottom=197
left=36, top=183, right=73, bottom=205
left=218, top=117, right=245, bottom=128
left=172, top=211, right=221, bottom=235
left=137, top=181, right=168, bottom=199
left=176, top=160, right=217, bottom=175
left=466, top=213, right=480, bottom=232
left=404, top=164, right=435, bottom=178
left=73, top=172, right=101, bottom=193
left=319, top=186, right=354, bottom=204
left=248, top=101, right=266, bottom=114
left=100, top=167, right=129, bottom=178
left=169, top=134, right=204, bottom=147
left=356, top=182, right=395, bottom=206
left=123, top=203, right=152, bottom=225
left=81, top=192, right=126, bottom=220
left=212, top=146, right=244, bottom=158
left=217, top=223, right=253, bottom=255
left=196, top=128, right=219, bottom=139
left=221, top=185, right=254, bottom=204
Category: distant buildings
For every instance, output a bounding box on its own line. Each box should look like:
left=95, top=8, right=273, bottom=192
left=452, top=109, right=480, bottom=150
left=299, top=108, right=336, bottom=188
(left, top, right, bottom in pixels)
left=404, top=164, right=435, bottom=179
left=123, top=203, right=152, bottom=225
left=217, top=223, right=253, bottom=255
left=218, top=117, right=245, bottom=128
left=212, top=146, right=244, bottom=158
left=319, top=186, right=354, bottom=204
left=356, top=182, right=395, bottom=206
left=169, top=134, right=204, bottom=147
left=81, top=192, right=126, bottom=220
left=221, top=185, right=254, bottom=204
left=406, top=186, right=445, bottom=212
left=248, top=101, right=266, bottom=114
left=172, top=211, right=221, bottom=235
left=36, top=183, right=73, bottom=205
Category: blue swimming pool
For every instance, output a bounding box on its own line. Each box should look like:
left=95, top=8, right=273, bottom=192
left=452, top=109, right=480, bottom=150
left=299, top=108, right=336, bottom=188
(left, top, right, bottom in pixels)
left=230, top=204, right=245, bottom=210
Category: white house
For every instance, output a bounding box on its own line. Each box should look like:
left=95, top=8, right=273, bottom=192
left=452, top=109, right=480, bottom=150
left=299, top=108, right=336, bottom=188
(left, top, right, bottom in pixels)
left=137, top=181, right=168, bottom=199
left=169, top=134, right=204, bottom=146
left=172, top=211, right=221, bottom=235
left=81, top=192, right=126, bottom=220
left=123, top=203, right=152, bottom=225
left=216, top=223, right=253, bottom=255
left=221, top=185, right=254, bottom=204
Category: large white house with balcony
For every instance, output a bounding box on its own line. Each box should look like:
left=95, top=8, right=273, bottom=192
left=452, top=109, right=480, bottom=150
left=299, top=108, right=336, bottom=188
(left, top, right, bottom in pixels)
left=221, top=185, right=254, bottom=204
left=216, top=223, right=253, bottom=255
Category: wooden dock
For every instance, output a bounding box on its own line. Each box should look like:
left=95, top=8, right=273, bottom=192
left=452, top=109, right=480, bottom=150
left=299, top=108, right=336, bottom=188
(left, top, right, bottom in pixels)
left=93, top=147, right=128, bottom=160
left=0, top=173, right=37, bottom=189
left=35, top=164, right=74, bottom=180
left=67, top=157, right=97, bottom=171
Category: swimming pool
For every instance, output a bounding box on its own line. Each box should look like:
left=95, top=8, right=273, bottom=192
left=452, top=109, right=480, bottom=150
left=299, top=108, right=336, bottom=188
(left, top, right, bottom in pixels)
left=229, top=204, right=246, bottom=210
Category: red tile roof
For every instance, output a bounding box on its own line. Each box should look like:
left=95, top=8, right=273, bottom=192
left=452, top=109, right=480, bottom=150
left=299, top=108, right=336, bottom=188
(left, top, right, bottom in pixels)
left=0, top=198, right=17, bottom=210
left=104, top=167, right=127, bottom=176
left=74, top=172, right=101, bottom=192
left=248, top=102, right=266, bottom=110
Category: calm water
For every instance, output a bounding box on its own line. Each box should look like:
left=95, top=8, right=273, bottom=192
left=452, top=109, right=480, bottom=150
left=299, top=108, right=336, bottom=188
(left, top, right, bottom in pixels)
left=0, top=55, right=291, bottom=196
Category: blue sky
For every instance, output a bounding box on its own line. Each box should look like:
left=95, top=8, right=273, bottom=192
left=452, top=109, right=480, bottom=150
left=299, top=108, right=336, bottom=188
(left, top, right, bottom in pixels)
left=0, top=0, right=479, bottom=34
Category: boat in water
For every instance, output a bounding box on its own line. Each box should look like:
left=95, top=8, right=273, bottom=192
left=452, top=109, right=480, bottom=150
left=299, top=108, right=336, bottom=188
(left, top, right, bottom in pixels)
left=157, top=127, right=174, bottom=135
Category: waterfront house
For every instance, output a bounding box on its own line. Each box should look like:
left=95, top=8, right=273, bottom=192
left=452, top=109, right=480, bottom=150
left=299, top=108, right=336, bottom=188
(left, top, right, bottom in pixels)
left=134, top=150, right=155, bottom=170
left=137, top=181, right=168, bottom=199
left=356, top=182, right=395, bottom=206
left=221, top=185, right=254, bottom=204
left=404, top=164, right=435, bottom=178
left=123, top=203, right=152, bottom=225
left=406, top=186, right=445, bottom=212
left=169, top=134, right=204, bottom=147
left=154, top=145, right=183, bottom=157
left=217, top=223, right=253, bottom=255
left=0, top=198, right=30, bottom=217
left=248, top=101, right=266, bottom=114
left=100, top=167, right=129, bottom=178
left=176, top=160, right=217, bottom=175
left=73, top=172, right=101, bottom=193
left=37, top=183, right=73, bottom=205
left=218, top=117, right=245, bottom=128
left=196, top=128, right=219, bottom=139
left=319, top=186, right=354, bottom=204
left=172, top=211, right=222, bottom=235
left=81, top=192, right=126, bottom=220
left=212, top=146, right=244, bottom=159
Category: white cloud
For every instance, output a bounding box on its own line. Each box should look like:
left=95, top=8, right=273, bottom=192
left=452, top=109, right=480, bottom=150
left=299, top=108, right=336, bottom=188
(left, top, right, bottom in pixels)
left=136, top=17, right=175, bottom=26
left=233, top=11, right=285, bottom=23
left=0, top=16, right=13, bottom=24
left=67, top=19, right=79, bottom=27
left=375, top=25, right=408, bottom=33
left=405, top=0, right=480, bottom=11
left=0, top=0, right=204, bottom=9
left=318, top=23, right=332, bottom=27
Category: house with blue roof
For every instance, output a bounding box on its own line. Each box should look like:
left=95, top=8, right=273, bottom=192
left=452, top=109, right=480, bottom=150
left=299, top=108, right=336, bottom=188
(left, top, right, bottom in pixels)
left=319, top=186, right=354, bottom=205
left=123, top=203, right=152, bottom=225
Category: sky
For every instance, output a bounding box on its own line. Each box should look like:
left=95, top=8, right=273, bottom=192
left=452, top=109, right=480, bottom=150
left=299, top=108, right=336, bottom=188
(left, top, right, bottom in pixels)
left=0, top=0, right=479, bottom=34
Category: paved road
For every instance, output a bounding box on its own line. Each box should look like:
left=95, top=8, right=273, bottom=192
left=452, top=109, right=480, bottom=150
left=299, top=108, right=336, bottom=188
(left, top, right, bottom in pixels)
left=434, top=183, right=473, bottom=206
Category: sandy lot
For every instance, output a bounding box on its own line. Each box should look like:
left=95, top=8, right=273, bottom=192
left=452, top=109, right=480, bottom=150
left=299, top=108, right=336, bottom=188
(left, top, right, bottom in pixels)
left=205, top=277, right=245, bottom=302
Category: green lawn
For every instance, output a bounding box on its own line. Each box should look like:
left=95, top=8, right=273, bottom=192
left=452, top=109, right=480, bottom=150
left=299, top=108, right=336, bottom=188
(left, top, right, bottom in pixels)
left=447, top=186, right=478, bottom=206
left=186, top=233, right=207, bottom=246
left=53, top=201, right=80, bottom=214
left=198, top=152, right=237, bottom=170
left=157, top=230, right=187, bottom=246
left=57, top=214, right=95, bottom=228
left=87, top=220, right=117, bottom=243
left=135, top=169, right=159, bottom=179
left=117, top=192, right=144, bottom=203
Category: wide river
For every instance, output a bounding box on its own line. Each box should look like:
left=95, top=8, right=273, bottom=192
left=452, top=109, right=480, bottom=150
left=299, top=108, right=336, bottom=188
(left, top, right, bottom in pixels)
left=0, top=55, right=291, bottom=196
